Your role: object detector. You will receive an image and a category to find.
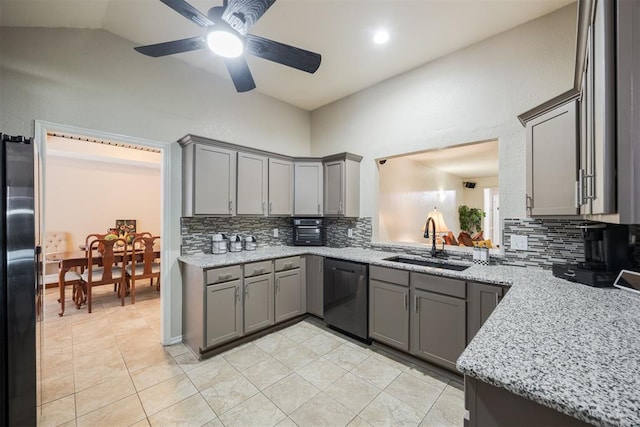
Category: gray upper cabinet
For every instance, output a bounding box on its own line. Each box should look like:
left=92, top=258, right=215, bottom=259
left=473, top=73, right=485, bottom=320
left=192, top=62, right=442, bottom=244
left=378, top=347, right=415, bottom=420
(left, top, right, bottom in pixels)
left=268, top=158, right=294, bottom=216
left=294, top=162, right=323, bottom=216
left=466, top=281, right=504, bottom=345
left=182, top=143, right=237, bottom=216
left=323, top=153, right=362, bottom=217
left=526, top=100, right=579, bottom=216
left=305, top=255, right=324, bottom=318
left=237, top=152, right=268, bottom=215
left=369, top=266, right=410, bottom=352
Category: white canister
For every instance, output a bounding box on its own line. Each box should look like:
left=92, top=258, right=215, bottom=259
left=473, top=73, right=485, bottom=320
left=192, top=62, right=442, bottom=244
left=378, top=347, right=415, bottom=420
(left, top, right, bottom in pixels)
left=244, top=235, right=257, bottom=251
left=229, top=235, right=243, bottom=252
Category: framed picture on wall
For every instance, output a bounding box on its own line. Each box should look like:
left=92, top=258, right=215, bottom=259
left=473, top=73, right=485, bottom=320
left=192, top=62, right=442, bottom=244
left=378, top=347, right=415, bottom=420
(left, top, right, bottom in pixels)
left=115, top=219, right=136, bottom=237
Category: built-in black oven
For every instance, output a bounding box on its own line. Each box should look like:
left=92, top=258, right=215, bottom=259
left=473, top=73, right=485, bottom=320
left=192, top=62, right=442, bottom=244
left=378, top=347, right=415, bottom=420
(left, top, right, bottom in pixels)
left=293, top=218, right=324, bottom=246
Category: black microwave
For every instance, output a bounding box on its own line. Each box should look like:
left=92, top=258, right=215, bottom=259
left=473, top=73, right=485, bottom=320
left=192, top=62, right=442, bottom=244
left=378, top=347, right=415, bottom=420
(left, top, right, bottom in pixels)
left=293, top=218, right=324, bottom=246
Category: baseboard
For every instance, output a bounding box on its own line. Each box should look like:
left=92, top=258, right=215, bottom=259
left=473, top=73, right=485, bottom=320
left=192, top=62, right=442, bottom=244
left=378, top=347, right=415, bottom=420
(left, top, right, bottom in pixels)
left=164, top=335, right=183, bottom=346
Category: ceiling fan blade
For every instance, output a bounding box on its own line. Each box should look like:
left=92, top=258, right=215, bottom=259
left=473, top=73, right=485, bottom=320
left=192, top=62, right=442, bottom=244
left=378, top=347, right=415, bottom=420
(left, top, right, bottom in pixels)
left=224, top=56, right=256, bottom=92
left=246, top=34, right=321, bottom=74
left=134, top=36, right=206, bottom=57
left=222, top=0, right=276, bottom=35
left=160, top=0, right=214, bottom=27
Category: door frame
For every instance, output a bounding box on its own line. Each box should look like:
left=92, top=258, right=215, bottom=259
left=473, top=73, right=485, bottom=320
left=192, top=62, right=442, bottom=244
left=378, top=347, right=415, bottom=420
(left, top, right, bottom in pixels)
left=35, top=120, right=180, bottom=345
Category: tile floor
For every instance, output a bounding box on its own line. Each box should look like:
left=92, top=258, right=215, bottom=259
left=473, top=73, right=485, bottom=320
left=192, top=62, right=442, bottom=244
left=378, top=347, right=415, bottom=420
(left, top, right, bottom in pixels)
left=38, top=282, right=465, bottom=426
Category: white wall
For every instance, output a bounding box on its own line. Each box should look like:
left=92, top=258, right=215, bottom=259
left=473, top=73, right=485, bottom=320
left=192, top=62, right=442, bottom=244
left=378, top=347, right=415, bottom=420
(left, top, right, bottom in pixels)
left=45, top=151, right=161, bottom=251
left=462, top=176, right=499, bottom=212
left=0, top=27, right=312, bottom=341
left=378, top=157, right=463, bottom=243
left=310, top=5, right=577, bottom=234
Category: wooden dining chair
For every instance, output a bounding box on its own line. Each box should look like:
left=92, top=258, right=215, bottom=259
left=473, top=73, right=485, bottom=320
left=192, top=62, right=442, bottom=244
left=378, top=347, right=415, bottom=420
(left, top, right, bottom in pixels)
left=125, top=236, right=161, bottom=304
left=81, top=237, right=128, bottom=313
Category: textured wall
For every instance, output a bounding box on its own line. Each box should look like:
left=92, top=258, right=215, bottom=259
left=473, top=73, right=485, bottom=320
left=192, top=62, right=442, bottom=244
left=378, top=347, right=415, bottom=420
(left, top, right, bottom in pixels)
left=309, top=5, right=577, bottom=231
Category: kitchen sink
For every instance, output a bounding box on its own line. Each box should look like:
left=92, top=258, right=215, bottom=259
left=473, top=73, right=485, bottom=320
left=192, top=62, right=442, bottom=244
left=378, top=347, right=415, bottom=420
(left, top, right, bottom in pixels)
left=383, top=256, right=470, bottom=271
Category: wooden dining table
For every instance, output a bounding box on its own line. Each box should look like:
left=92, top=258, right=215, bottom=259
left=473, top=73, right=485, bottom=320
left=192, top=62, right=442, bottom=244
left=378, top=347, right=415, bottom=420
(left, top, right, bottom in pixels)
left=46, top=248, right=160, bottom=316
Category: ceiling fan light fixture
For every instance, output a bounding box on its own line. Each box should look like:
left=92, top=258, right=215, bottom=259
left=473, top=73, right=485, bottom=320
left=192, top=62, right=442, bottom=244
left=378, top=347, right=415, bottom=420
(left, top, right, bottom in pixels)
left=207, top=30, right=244, bottom=58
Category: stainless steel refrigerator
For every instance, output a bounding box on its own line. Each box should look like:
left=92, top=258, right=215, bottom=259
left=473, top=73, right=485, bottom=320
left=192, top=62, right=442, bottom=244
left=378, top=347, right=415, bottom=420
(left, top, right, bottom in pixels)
left=0, top=133, right=38, bottom=426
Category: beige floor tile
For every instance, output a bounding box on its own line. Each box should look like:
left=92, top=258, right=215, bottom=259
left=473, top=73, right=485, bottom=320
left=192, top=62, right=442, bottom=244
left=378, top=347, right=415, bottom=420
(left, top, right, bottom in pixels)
left=76, top=370, right=136, bottom=416
left=276, top=417, right=298, bottom=427
left=131, top=358, right=185, bottom=391
left=218, top=393, right=286, bottom=427
left=200, top=373, right=259, bottom=416
left=109, top=317, right=151, bottom=336
left=38, top=395, right=76, bottom=427
left=405, top=364, right=452, bottom=388
left=222, top=343, right=270, bottom=371
left=280, top=322, right=321, bottom=343
left=186, top=356, right=238, bottom=391
left=202, top=418, right=224, bottom=427
left=76, top=395, right=146, bottom=427
left=254, top=332, right=299, bottom=355
left=263, top=373, right=320, bottom=415
left=300, top=332, right=343, bottom=356
left=72, top=334, right=117, bottom=357
left=241, top=357, right=292, bottom=390
left=322, top=343, right=371, bottom=370
left=121, top=342, right=174, bottom=372
left=370, top=350, right=411, bottom=372
left=290, top=392, right=356, bottom=427
left=72, top=317, right=111, bottom=344
left=420, top=385, right=465, bottom=427
left=347, top=416, right=373, bottom=427
left=106, top=305, right=145, bottom=322
left=296, top=358, right=347, bottom=390
left=73, top=350, right=129, bottom=392
left=41, top=373, right=75, bottom=404
left=148, top=394, right=216, bottom=426
left=386, top=372, right=445, bottom=414
left=360, top=392, right=425, bottom=427
left=324, top=372, right=381, bottom=413
left=164, top=342, right=189, bottom=357
left=272, top=343, right=319, bottom=370
left=173, top=350, right=202, bottom=372
left=138, top=374, right=198, bottom=416
left=351, top=356, right=402, bottom=389
left=131, top=418, right=151, bottom=427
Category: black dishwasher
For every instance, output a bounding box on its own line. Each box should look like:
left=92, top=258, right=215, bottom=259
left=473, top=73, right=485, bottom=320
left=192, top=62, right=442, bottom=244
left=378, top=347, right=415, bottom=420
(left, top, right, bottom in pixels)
left=323, top=258, right=369, bottom=342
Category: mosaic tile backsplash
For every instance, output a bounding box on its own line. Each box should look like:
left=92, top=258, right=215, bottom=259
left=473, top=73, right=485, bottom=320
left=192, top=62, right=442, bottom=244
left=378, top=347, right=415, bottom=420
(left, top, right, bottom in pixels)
left=182, top=215, right=639, bottom=269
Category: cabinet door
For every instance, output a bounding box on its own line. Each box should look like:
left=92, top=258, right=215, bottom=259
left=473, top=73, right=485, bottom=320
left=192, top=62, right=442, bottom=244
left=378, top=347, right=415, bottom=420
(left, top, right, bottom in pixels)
left=244, top=274, right=275, bottom=334
left=410, top=289, right=466, bottom=371
left=237, top=152, right=268, bottom=215
left=206, top=280, right=242, bottom=348
left=369, top=280, right=409, bottom=351
left=194, top=145, right=236, bottom=215
left=294, top=163, right=323, bottom=216
left=268, top=158, right=294, bottom=216
left=275, top=269, right=302, bottom=323
left=305, top=255, right=324, bottom=317
left=467, top=282, right=503, bottom=344
left=526, top=100, right=579, bottom=216
left=324, top=161, right=344, bottom=215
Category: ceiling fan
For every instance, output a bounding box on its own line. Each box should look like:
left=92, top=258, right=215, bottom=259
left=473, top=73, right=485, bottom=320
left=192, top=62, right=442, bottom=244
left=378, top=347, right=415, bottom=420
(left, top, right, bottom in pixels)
left=134, top=0, right=322, bottom=92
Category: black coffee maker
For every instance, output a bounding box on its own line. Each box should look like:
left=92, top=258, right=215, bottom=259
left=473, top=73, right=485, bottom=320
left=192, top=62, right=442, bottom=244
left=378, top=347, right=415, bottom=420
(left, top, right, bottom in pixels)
left=553, top=224, right=632, bottom=287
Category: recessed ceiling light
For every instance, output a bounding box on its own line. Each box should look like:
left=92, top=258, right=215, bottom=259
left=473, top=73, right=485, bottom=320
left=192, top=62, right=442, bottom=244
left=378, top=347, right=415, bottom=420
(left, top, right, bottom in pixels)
left=373, top=30, right=390, bottom=45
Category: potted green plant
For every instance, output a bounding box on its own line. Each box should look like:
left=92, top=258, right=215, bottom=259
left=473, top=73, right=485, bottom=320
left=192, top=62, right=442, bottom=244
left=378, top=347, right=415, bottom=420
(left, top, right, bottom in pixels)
left=458, top=205, right=486, bottom=233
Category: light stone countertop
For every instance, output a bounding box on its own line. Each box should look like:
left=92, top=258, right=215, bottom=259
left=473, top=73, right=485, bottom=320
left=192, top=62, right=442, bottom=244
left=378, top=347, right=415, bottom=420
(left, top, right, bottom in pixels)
left=178, top=246, right=640, bottom=427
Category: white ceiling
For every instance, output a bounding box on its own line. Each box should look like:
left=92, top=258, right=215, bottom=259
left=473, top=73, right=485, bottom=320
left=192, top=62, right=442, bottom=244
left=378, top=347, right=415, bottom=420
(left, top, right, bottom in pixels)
left=0, top=0, right=575, bottom=110
left=408, top=139, right=499, bottom=178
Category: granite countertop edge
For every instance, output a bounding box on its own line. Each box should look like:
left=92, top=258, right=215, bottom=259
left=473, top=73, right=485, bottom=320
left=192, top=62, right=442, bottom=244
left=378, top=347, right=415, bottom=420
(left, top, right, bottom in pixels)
left=179, top=246, right=640, bottom=427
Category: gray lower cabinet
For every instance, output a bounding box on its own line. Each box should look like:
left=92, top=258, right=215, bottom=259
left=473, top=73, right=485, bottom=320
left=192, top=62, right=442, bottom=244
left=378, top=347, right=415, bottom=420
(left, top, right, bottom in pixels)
left=410, top=273, right=466, bottom=372
left=275, top=256, right=303, bottom=323
left=467, top=281, right=505, bottom=344
left=206, top=279, right=242, bottom=348
left=305, top=255, right=324, bottom=318
left=243, top=273, right=274, bottom=334
left=369, top=266, right=410, bottom=351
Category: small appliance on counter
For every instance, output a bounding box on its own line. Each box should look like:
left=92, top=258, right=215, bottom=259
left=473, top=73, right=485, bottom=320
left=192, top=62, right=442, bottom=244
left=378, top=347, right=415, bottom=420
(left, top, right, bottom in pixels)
left=229, top=234, right=243, bottom=252
left=211, top=233, right=228, bottom=254
left=293, top=218, right=324, bottom=246
left=244, top=235, right=257, bottom=251
left=552, top=223, right=634, bottom=287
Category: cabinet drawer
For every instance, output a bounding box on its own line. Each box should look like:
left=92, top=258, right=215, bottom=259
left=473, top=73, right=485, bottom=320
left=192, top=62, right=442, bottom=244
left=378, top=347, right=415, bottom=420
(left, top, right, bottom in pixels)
left=244, top=260, right=273, bottom=277
left=206, top=265, right=242, bottom=284
left=411, top=272, right=465, bottom=299
left=275, top=256, right=301, bottom=272
left=370, top=265, right=409, bottom=286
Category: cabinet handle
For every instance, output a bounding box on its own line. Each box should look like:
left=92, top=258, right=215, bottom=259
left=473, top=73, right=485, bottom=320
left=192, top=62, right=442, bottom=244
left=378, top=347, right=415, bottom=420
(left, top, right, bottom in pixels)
left=404, top=293, right=408, bottom=310
left=269, top=202, right=273, bottom=213
left=275, top=278, right=279, bottom=292
left=319, top=258, right=323, bottom=272
left=317, top=203, right=321, bottom=214
left=577, top=169, right=585, bottom=207
left=584, top=172, right=596, bottom=201
left=218, top=273, right=233, bottom=281
left=235, top=286, right=240, bottom=303
left=525, top=194, right=533, bottom=214
left=339, top=201, right=343, bottom=214
left=284, top=263, right=293, bottom=269
left=495, top=293, right=499, bottom=306
left=262, top=202, right=266, bottom=213
left=414, top=295, right=418, bottom=313
left=245, top=286, right=249, bottom=299
left=229, top=201, right=233, bottom=213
